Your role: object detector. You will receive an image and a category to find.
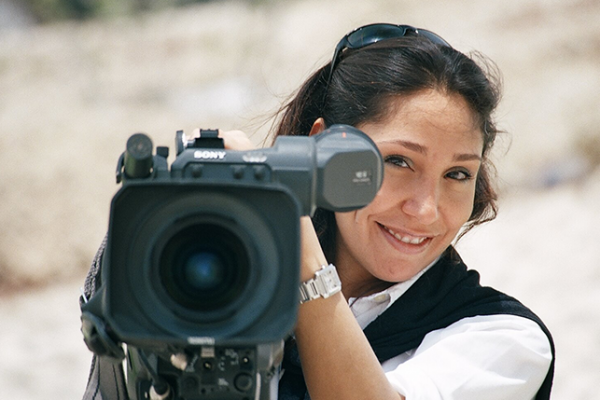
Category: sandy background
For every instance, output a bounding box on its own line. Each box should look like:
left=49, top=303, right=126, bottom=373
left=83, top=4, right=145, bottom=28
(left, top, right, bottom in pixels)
left=1, top=0, right=599, bottom=398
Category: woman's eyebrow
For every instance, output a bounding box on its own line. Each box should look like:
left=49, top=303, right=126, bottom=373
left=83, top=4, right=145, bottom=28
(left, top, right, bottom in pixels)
left=378, top=139, right=428, bottom=154
left=454, top=153, right=482, bottom=162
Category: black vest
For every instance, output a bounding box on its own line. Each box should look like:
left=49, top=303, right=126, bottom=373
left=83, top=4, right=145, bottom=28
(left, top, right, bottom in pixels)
left=279, top=247, right=555, bottom=400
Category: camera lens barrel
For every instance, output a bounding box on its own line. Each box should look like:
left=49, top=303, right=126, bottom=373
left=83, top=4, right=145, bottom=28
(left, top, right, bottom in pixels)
left=124, top=133, right=154, bottom=179
left=158, top=222, right=251, bottom=313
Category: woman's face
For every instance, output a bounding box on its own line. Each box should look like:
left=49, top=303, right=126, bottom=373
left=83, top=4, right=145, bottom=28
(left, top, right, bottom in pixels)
left=335, top=89, right=483, bottom=294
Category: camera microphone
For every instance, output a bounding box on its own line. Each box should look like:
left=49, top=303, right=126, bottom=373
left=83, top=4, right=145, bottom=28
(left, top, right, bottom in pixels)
left=124, top=133, right=154, bottom=179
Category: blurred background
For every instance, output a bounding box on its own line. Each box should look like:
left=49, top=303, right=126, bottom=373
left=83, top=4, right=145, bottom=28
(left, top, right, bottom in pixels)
left=0, top=0, right=599, bottom=398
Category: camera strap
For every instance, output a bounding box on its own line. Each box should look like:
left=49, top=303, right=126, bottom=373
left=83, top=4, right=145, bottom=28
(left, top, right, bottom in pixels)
left=82, top=236, right=130, bottom=400
left=82, top=355, right=129, bottom=400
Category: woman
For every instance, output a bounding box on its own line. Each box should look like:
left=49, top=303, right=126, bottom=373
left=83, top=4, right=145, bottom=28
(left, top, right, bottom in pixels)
left=83, top=23, right=554, bottom=400
left=244, top=23, right=554, bottom=400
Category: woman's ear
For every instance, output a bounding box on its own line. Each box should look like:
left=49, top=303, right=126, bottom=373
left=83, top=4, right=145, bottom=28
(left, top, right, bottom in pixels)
left=308, top=117, right=326, bottom=137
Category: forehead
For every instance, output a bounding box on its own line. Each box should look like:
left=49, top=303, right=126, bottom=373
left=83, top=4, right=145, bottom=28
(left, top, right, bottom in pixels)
left=364, top=90, right=483, bottom=149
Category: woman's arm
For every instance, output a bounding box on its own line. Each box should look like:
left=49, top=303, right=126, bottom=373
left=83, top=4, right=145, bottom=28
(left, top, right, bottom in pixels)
left=295, top=217, right=404, bottom=400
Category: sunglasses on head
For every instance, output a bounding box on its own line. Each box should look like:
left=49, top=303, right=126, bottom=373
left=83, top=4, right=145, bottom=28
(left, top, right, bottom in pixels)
left=326, top=23, right=451, bottom=86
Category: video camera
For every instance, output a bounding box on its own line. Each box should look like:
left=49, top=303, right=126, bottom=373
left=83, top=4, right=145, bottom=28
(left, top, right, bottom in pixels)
left=80, top=125, right=383, bottom=400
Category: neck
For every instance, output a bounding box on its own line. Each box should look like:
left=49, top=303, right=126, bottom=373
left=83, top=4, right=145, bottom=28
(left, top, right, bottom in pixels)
left=337, top=264, right=393, bottom=300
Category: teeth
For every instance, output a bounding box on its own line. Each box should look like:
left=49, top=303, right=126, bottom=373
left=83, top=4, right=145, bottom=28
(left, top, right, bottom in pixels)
left=385, top=227, right=427, bottom=245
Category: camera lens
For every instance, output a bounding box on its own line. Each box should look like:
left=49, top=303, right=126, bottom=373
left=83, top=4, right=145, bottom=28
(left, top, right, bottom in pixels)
left=182, top=252, right=225, bottom=291
left=158, top=223, right=250, bottom=313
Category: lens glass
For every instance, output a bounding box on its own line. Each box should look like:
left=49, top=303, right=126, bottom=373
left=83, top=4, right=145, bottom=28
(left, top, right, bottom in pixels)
left=183, top=252, right=225, bottom=290
left=347, top=24, right=408, bottom=48
left=158, top=223, right=250, bottom=312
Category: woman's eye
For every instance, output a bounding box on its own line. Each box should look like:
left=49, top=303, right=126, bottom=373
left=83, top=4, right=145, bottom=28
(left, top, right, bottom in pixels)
left=446, top=169, right=473, bottom=181
left=384, top=155, right=410, bottom=169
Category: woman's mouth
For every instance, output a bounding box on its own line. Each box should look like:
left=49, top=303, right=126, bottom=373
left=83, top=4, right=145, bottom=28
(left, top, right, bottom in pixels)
left=379, top=224, right=433, bottom=251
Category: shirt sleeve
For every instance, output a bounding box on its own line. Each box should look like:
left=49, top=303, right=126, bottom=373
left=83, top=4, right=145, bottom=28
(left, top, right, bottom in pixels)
left=382, top=314, right=553, bottom=400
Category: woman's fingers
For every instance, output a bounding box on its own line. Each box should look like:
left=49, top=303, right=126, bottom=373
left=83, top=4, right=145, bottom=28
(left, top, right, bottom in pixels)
left=219, top=130, right=256, bottom=151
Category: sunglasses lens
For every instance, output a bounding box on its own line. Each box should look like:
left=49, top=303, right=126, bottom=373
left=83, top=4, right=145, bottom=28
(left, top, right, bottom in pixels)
left=346, top=24, right=449, bottom=50
left=346, top=24, right=409, bottom=49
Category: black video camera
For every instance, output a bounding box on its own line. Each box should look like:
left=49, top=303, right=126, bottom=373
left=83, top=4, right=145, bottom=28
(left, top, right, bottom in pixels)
left=81, top=125, right=383, bottom=400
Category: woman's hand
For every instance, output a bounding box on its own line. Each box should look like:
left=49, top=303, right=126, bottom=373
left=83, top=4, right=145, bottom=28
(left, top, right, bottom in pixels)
left=218, top=129, right=256, bottom=151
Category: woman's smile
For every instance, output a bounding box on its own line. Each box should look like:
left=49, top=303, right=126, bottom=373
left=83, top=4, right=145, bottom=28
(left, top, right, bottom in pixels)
left=379, top=223, right=432, bottom=249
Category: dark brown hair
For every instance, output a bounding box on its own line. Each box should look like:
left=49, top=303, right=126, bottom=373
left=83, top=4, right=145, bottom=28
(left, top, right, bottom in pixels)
left=272, top=37, right=502, bottom=262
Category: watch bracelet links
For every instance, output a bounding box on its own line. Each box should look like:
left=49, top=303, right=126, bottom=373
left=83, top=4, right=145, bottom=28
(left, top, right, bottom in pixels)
left=298, top=263, right=342, bottom=304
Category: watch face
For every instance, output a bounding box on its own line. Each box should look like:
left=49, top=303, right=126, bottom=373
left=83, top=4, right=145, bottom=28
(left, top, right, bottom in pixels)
left=319, top=265, right=342, bottom=296
left=322, top=270, right=336, bottom=289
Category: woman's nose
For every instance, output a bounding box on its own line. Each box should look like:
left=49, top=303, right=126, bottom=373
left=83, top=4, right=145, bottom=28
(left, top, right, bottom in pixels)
left=400, top=179, right=439, bottom=224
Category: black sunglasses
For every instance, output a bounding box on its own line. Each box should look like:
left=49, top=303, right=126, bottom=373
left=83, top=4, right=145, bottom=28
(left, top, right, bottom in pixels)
left=326, top=23, right=451, bottom=86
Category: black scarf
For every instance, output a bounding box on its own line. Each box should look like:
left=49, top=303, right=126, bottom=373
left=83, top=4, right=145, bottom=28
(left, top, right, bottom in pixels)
left=279, top=247, right=555, bottom=400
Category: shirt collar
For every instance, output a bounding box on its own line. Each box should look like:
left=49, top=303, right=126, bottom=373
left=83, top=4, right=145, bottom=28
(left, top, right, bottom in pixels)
left=348, top=256, right=441, bottom=328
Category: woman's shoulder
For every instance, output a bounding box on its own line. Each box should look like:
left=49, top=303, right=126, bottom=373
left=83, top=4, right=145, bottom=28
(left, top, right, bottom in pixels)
left=383, top=314, right=553, bottom=400
left=424, top=313, right=552, bottom=353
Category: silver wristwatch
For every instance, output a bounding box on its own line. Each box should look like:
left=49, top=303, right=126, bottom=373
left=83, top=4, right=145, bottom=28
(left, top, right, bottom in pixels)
left=299, top=264, right=342, bottom=304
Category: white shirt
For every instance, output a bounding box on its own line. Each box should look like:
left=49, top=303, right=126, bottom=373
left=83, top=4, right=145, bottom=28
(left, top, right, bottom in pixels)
left=349, top=267, right=553, bottom=400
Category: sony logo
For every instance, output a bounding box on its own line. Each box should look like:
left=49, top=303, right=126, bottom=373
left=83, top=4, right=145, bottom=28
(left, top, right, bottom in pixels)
left=194, top=150, right=226, bottom=160
left=187, top=336, right=216, bottom=345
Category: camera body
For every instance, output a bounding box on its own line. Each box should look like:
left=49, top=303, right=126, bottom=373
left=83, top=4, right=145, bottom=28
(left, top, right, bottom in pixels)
left=81, top=125, right=382, bottom=399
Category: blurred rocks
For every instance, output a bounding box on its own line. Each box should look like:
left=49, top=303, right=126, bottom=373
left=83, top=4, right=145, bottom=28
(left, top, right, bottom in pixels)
left=0, top=0, right=35, bottom=30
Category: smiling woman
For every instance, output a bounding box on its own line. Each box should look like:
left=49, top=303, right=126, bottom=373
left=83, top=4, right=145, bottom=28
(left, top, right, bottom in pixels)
left=267, top=23, right=554, bottom=400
